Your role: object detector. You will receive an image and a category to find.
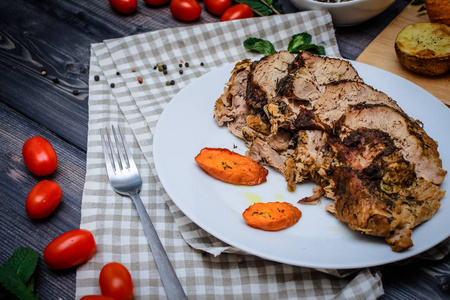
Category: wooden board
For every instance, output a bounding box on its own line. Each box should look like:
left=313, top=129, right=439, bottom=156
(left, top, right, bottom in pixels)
left=357, top=3, right=450, bottom=106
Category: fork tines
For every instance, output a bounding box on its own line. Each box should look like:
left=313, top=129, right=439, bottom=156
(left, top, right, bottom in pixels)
left=100, top=125, right=136, bottom=174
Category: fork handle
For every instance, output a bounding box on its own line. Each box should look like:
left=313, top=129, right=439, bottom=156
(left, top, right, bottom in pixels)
left=130, top=194, right=188, bottom=300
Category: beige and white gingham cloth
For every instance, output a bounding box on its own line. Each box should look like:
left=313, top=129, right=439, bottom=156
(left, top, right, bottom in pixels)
left=77, top=11, right=450, bottom=299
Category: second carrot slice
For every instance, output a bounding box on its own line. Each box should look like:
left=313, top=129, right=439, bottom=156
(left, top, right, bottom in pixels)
left=242, top=202, right=302, bottom=231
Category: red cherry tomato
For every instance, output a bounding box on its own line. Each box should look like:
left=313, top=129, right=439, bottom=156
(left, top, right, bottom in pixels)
left=109, top=0, right=137, bottom=14
left=170, top=0, right=202, bottom=21
left=204, top=0, right=232, bottom=15
left=80, top=296, right=115, bottom=300
left=44, top=229, right=96, bottom=270
left=26, top=180, right=62, bottom=219
left=99, top=262, right=134, bottom=300
left=144, top=0, right=169, bottom=6
left=22, top=136, right=57, bottom=177
left=220, top=4, right=253, bottom=22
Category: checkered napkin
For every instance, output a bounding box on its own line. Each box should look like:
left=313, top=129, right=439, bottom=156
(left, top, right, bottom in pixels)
left=77, top=11, right=449, bottom=299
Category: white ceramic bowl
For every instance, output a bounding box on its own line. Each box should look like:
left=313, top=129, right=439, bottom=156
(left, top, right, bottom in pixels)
left=289, top=0, right=396, bottom=26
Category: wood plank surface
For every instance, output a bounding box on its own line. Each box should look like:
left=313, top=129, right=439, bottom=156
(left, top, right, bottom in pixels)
left=356, top=3, right=450, bottom=106
left=0, top=101, right=85, bottom=299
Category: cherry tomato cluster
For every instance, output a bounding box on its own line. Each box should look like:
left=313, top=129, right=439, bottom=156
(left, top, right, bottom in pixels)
left=204, top=0, right=253, bottom=21
left=22, top=137, right=97, bottom=270
left=21, top=136, right=134, bottom=298
left=22, top=136, right=61, bottom=219
left=108, top=0, right=253, bottom=22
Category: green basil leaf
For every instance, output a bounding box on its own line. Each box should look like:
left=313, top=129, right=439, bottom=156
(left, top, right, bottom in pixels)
left=287, top=33, right=313, bottom=53
left=244, top=38, right=276, bottom=56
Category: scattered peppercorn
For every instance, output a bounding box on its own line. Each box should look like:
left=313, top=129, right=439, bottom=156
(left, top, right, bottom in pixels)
left=165, top=81, right=170, bottom=86
left=52, top=78, right=59, bottom=84
left=110, top=83, right=115, bottom=88
left=116, top=71, right=121, bottom=76
left=94, top=75, right=100, bottom=81
left=158, top=66, right=163, bottom=72
left=162, top=64, right=167, bottom=70
left=132, top=68, right=136, bottom=72
left=138, top=77, right=143, bottom=84
left=200, top=62, right=204, bottom=66
left=179, top=63, right=182, bottom=68
left=153, top=66, right=157, bottom=70
left=185, top=62, right=189, bottom=67
left=163, top=70, right=168, bottom=75
left=179, top=70, right=183, bottom=75
left=170, top=80, right=175, bottom=85
left=73, top=89, right=79, bottom=95
left=41, top=70, right=47, bottom=76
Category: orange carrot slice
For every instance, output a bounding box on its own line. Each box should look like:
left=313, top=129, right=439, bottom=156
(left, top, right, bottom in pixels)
left=242, top=202, right=302, bottom=231
left=195, top=147, right=268, bottom=185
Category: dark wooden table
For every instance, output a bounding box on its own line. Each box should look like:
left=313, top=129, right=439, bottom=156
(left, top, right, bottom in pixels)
left=1, top=0, right=449, bottom=299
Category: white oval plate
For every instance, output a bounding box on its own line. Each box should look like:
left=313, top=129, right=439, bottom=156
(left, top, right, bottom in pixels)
left=153, top=60, right=450, bottom=269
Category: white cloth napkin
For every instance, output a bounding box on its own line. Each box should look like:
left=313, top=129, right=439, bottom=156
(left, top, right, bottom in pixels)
left=77, top=11, right=449, bottom=299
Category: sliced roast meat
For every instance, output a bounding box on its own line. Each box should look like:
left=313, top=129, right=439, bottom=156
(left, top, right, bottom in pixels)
left=246, top=51, right=295, bottom=110
left=214, top=59, right=252, bottom=138
left=278, top=53, right=364, bottom=108
left=329, top=128, right=395, bottom=171
left=246, top=138, right=291, bottom=175
left=336, top=104, right=447, bottom=185
left=263, top=100, right=331, bottom=139
left=214, top=59, right=251, bottom=125
left=328, top=129, right=444, bottom=252
left=300, top=51, right=363, bottom=85
left=277, top=54, right=323, bottom=103
left=213, top=51, right=446, bottom=252
left=313, top=81, right=402, bottom=127
left=329, top=142, right=444, bottom=252
left=285, top=130, right=332, bottom=192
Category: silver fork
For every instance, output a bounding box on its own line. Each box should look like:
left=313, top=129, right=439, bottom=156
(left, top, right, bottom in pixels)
left=101, top=125, right=187, bottom=300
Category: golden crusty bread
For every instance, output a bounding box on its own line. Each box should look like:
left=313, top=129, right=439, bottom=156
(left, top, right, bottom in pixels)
left=395, top=22, right=450, bottom=76
left=426, top=0, right=450, bottom=25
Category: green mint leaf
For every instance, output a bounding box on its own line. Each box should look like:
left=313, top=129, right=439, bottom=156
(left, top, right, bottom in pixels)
left=3, top=247, right=39, bottom=285
left=287, top=33, right=313, bottom=53
left=244, top=38, right=276, bottom=56
left=235, top=0, right=273, bottom=16
left=0, top=266, right=39, bottom=300
left=292, top=44, right=326, bottom=55
left=26, top=276, right=35, bottom=293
